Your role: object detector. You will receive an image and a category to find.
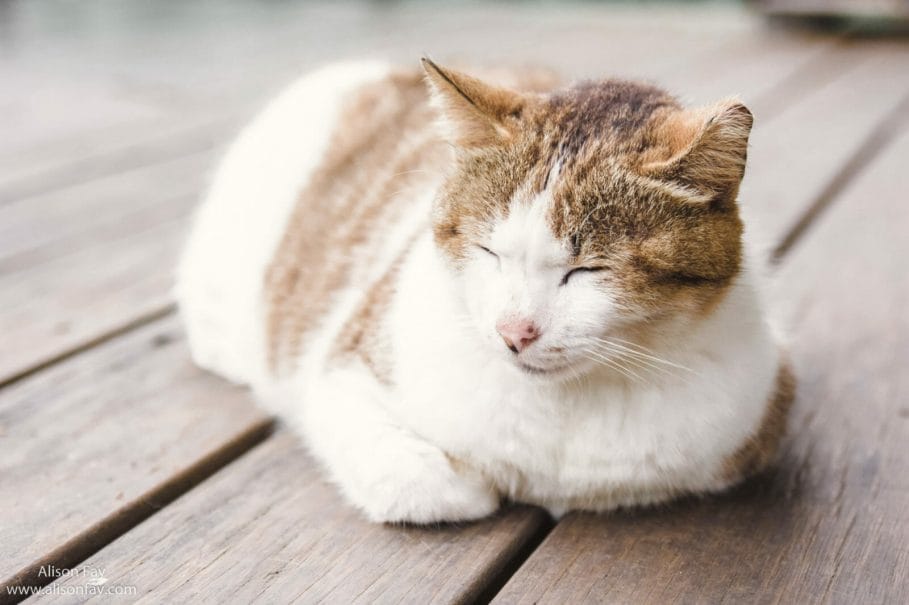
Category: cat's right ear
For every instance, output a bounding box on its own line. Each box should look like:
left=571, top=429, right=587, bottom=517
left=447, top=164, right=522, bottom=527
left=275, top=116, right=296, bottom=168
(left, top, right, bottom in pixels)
left=421, top=58, right=527, bottom=148
left=640, top=99, right=754, bottom=206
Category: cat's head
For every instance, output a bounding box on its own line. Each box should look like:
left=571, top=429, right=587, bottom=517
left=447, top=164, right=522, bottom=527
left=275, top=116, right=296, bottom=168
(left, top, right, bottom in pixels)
left=422, top=59, right=752, bottom=380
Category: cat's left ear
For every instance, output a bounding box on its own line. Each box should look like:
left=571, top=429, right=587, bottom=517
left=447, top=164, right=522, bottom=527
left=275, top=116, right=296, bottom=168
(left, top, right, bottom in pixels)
left=421, top=58, right=527, bottom=148
left=641, top=99, right=753, bottom=205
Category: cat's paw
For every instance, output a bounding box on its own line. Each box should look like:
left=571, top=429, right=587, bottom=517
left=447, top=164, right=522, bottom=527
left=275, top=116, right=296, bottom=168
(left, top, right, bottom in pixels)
left=355, top=449, right=499, bottom=524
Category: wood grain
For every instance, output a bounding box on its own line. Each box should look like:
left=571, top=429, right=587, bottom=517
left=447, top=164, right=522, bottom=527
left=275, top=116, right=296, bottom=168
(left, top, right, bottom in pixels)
left=0, top=317, right=271, bottom=595
left=0, top=219, right=186, bottom=386
left=740, top=41, right=909, bottom=246
left=492, top=114, right=909, bottom=605
left=37, top=431, right=551, bottom=604
left=0, top=151, right=214, bottom=271
left=0, top=117, right=235, bottom=208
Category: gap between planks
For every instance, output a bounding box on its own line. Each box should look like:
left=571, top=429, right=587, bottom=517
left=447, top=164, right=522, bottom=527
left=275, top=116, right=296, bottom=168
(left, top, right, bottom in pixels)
left=1, top=420, right=274, bottom=601
left=471, top=517, right=556, bottom=605
left=772, top=89, right=909, bottom=262
left=0, top=305, right=174, bottom=389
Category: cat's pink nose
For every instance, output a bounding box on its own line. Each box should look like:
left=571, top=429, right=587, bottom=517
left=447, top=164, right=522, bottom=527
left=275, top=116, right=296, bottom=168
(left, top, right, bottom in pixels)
left=496, top=318, right=540, bottom=353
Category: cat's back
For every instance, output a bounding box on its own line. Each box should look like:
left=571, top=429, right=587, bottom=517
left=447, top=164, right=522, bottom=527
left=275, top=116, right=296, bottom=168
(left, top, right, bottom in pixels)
left=176, top=61, right=445, bottom=385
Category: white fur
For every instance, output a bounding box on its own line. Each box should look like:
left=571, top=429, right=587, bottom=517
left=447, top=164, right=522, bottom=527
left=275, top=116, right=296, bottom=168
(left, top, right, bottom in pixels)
left=178, top=63, right=782, bottom=523
left=176, top=61, right=391, bottom=386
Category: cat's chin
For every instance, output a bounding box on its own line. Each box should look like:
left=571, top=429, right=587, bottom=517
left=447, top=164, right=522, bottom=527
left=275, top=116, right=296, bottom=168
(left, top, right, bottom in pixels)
left=514, top=360, right=576, bottom=380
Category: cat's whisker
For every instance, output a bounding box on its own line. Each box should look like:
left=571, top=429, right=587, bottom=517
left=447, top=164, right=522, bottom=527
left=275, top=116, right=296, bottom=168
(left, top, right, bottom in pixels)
left=591, top=342, right=684, bottom=379
left=592, top=344, right=688, bottom=385
left=577, top=205, right=599, bottom=234
left=590, top=343, right=696, bottom=387
left=583, top=349, right=643, bottom=384
left=600, top=336, right=673, bottom=359
left=390, top=168, right=441, bottom=179
left=591, top=337, right=696, bottom=374
left=599, top=347, right=671, bottom=378
left=605, top=337, right=698, bottom=375
left=564, top=362, right=585, bottom=389
left=583, top=354, right=640, bottom=385
left=617, top=352, right=695, bottom=386
left=593, top=341, right=689, bottom=373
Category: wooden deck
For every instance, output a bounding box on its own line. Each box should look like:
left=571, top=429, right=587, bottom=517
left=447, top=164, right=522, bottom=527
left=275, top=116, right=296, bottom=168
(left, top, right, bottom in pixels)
left=1, top=2, right=907, bottom=603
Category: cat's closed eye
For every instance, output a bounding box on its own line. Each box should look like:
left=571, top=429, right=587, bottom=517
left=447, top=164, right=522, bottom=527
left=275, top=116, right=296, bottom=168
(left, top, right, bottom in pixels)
left=560, top=266, right=608, bottom=286
left=478, top=245, right=498, bottom=258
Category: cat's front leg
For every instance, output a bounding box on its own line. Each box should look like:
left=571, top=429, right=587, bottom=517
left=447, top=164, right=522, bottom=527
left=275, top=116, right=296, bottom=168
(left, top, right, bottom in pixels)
left=294, top=367, right=499, bottom=524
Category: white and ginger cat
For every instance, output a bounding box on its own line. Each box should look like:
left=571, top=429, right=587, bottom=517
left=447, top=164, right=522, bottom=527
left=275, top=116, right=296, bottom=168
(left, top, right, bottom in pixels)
left=177, top=59, right=794, bottom=524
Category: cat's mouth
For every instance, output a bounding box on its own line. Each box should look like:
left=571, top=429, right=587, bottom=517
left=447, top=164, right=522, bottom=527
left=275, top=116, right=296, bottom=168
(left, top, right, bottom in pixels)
left=517, top=361, right=569, bottom=376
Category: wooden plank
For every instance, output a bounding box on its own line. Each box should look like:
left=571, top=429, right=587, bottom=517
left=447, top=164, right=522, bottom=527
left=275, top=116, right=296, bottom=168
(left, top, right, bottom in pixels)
left=0, top=219, right=186, bottom=385
left=657, top=26, right=836, bottom=107
left=1, top=68, right=166, bottom=163
left=739, top=41, right=909, bottom=246
left=31, top=432, right=550, bottom=604
left=492, top=113, right=909, bottom=604
left=0, top=3, right=391, bottom=201
left=0, top=117, right=234, bottom=207
left=0, top=316, right=272, bottom=595
left=0, top=151, right=213, bottom=270
left=0, top=146, right=213, bottom=386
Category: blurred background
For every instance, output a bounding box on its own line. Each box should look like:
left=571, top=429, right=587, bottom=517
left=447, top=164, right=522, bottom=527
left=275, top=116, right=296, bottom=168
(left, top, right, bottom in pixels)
left=4, top=0, right=907, bottom=166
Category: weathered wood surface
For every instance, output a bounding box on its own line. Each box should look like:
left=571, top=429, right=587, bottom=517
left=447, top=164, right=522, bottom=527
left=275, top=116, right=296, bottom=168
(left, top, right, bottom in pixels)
left=0, top=317, right=272, bottom=594
left=35, top=432, right=550, bottom=605
left=492, top=111, right=909, bottom=605
left=741, top=42, right=909, bottom=249
left=0, top=151, right=213, bottom=384
left=2, top=2, right=907, bottom=603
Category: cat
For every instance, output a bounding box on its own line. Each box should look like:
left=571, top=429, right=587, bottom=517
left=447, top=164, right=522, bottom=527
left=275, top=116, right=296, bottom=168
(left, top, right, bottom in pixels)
left=176, top=58, right=794, bottom=524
